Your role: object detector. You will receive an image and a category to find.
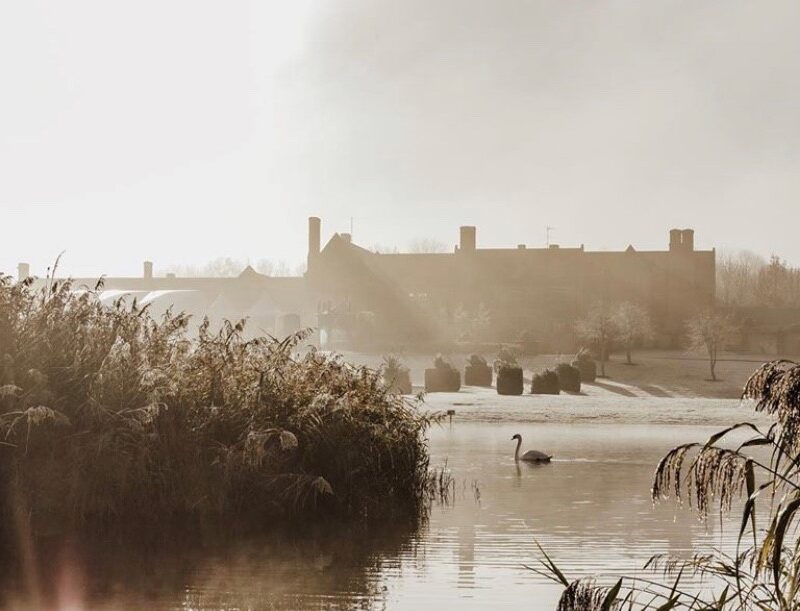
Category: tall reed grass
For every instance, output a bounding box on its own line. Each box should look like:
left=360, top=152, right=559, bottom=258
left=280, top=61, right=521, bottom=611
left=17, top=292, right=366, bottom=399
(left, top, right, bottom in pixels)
left=0, top=275, right=435, bottom=542
left=535, top=359, right=800, bottom=610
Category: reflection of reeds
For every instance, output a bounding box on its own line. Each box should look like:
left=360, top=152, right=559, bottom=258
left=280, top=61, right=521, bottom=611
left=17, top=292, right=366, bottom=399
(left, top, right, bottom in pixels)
left=424, top=462, right=455, bottom=507
left=534, top=359, right=800, bottom=610
left=0, top=274, right=435, bottom=544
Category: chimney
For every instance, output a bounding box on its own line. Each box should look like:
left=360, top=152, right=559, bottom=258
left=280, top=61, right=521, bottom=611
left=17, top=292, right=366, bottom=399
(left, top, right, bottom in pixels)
left=17, top=262, right=30, bottom=281
left=307, top=216, right=321, bottom=270
left=143, top=261, right=153, bottom=279
left=669, top=228, right=682, bottom=252
left=340, top=233, right=352, bottom=244
left=459, top=226, right=476, bottom=252
left=517, top=244, right=526, bottom=249
left=681, top=228, right=694, bottom=251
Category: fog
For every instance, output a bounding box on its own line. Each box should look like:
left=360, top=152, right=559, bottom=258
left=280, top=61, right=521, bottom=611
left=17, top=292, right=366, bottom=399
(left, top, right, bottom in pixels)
left=2, top=0, right=799, bottom=277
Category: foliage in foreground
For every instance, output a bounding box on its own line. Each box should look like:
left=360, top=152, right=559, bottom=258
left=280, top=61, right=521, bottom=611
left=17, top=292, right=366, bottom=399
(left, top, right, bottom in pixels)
left=0, top=275, right=435, bottom=541
left=535, top=359, right=800, bottom=610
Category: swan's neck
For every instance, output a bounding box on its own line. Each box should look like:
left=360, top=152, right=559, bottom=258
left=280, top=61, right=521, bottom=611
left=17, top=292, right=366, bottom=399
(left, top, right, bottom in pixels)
left=514, top=437, right=522, bottom=462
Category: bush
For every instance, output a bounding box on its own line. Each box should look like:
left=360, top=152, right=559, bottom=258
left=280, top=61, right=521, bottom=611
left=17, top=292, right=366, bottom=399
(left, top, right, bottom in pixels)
left=0, top=276, right=434, bottom=540
left=555, top=363, right=581, bottom=392
left=425, top=355, right=460, bottom=392
left=382, top=355, right=412, bottom=394
left=464, top=354, right=492, bottom=386
left=571, top=348, right=597, bottom=382
left=493, top=346, right=519, bottom=372
left=468, top=354, right=487, bottom=367
left=496, top=367, right=523, bottom=395
left=531, top=369, right=560, bottom=394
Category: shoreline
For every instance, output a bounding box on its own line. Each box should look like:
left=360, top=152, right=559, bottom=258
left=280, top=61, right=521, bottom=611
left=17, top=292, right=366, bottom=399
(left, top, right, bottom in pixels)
left=418, top=386, right=772, bottom=426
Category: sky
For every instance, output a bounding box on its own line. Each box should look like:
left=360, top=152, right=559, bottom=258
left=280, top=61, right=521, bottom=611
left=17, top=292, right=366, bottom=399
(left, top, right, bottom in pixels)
left=2, top=0, right=799, bottom=277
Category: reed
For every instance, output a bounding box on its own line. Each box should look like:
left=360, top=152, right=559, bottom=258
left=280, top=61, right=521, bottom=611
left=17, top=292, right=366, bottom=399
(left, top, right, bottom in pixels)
left=535, top=359, right=800, bottom=610
left=0, top=275, right=435, bottom=542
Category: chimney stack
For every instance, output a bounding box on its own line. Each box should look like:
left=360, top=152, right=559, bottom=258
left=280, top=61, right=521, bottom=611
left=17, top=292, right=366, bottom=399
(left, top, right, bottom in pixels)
left=669, top=228, right=682, bottom=252
left=459, top=226, right=476, bottom=252
left=681, top=228, right=694, bottom=251
left=340, top=233, right=352, bottom=244
left=308, top=216, right=321, bottom=270
left=17, top=262, right=30, bottom=281
left=143, top=261, right=153, bottom=279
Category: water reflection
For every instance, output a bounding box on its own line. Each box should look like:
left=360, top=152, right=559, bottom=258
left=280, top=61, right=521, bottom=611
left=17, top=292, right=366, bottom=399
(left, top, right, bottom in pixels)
left=3, top=422, right=740, bottom=610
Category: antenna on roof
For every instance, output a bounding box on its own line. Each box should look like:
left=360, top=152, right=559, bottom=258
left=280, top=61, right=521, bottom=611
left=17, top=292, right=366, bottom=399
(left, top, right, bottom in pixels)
left=546, top=226, right=555, bottom=247
left=350, top=216, right=353, bottom=239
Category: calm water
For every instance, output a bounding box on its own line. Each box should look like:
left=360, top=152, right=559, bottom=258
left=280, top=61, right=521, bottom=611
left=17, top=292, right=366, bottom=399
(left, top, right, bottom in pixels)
left=6, top=422, right=740, bottom=610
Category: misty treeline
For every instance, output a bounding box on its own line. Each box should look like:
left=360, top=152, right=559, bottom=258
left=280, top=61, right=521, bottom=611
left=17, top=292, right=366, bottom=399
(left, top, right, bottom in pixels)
left=718, top=250, right=800, bottom=308
left=161, top=257, right=306, bottom=278
left=371, top=237, right=448, bottom=254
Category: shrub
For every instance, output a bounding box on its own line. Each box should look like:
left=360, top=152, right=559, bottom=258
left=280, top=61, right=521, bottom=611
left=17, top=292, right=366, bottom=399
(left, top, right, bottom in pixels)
left=531, top=369, right=560, bottom=394
left=571, top=348, right=597, bottom=382
left=493, top=346, right=519, bottom=373
left=555, top=363, right=581, bottom=392
left=382, top=355, right=412, bottom=394
left=468, top=354, right=487, bottom=367
left=425, top=355, right=460, bottom=392
left=496, top=367, right=523, bottom=395
left=0, top=276, right=435, bottom=540
left=464, top=354, right=492, bottom=386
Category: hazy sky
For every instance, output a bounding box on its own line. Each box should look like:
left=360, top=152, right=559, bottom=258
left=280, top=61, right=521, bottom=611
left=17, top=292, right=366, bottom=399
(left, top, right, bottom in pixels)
left=2, top=0, right=799, bottom=277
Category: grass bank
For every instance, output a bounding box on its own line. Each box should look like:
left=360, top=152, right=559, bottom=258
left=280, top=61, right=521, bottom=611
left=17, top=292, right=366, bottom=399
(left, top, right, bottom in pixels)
left=0, top=275, right=434, bottom=545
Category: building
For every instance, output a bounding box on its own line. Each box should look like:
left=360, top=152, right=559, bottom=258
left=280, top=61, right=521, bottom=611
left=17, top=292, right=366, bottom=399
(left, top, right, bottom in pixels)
left=18, top=218, right=716, bottom=350
left=307, top=219, right=715, bottom=350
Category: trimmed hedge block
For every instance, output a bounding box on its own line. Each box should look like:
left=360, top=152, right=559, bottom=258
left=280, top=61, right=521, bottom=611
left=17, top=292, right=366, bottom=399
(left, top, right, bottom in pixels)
left=384, top=370, right=412, bottom=394
left=531, top=369, right=560, bottom=395
left=497, top=367, right=523, bottom=395
left=425, top=368, right=461, bottom=392
left=556, top=363, right=581, bottom=392
left=571, top=357, right=597, bottom=382
left=465, top=364, right=492, bottom=387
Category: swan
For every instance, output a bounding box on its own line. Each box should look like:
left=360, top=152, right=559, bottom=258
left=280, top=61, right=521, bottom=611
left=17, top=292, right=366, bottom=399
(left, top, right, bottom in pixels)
left=512, top=434, right=552, bottom=463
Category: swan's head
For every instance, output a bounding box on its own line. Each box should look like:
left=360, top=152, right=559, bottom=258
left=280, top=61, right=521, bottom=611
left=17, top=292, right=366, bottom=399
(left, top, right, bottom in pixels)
left=511, top=434, right=521, bottom=441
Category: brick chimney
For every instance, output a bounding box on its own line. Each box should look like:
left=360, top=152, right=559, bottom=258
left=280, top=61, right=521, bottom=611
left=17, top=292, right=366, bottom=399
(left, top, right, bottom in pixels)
left=681, top=228, right=694, bottom=251
left=143, top=261, right=153, bottom=279
left=459, top=226, right=476, bottom=252
left=307, top=216, right=321, bottom=271
left=669, top=229, right=682, bottom=252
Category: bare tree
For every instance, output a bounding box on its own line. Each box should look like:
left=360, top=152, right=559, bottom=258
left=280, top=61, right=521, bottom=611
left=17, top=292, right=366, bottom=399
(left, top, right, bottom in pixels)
left=163, top=257, right=301, bottom=278
left=612, top=302, right=653, bottom=365
left=687, top=309, right=738, bottom=381
left=716, top=249, right=764, bottom=306
left=408, top=237, right=447, bottom=253
left=575, top=303, right=618, bottom=377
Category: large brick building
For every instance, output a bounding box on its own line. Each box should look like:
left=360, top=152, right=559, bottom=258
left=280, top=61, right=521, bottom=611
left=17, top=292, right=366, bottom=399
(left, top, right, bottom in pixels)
left=307, top=219, right=715, bottom=349
left=18, top=218, right=715, bottom=350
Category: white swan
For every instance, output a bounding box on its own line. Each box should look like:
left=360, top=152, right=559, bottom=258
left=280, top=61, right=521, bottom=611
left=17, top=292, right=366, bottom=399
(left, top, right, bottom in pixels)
left=512, top=434, right=552, bottom=463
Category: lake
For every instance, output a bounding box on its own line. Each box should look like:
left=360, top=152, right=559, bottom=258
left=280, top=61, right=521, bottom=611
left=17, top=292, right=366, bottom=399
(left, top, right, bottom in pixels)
left=4, top=420, right=744, bottom=610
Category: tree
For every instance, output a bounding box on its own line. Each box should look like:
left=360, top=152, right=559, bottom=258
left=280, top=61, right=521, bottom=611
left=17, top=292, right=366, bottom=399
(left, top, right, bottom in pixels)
left=408, top=237, right=447, bottom=253
left=163, top=257, right=300, bottom=278
left=687, top=308, right=737, bottom=381
left=575, top=303, right=618, bottom=377
left=612, top=302, right=652, bottom=365
left=716, top=249, right=764, bottom=306
left=451, top=303, right=492, bottom=341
